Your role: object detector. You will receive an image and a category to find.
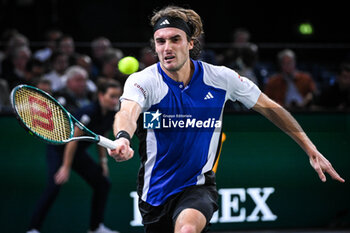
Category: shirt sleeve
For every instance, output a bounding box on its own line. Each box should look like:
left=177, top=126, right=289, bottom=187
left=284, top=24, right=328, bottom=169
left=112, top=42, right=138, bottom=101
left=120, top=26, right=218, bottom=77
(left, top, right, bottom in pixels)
left=224, top=66, right=261, bottom=109
left=120, top=72, right=153, bottom=111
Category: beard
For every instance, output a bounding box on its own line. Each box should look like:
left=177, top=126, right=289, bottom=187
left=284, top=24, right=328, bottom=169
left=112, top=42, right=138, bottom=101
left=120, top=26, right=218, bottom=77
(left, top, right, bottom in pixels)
left=162, top=56, right=189, bottom=73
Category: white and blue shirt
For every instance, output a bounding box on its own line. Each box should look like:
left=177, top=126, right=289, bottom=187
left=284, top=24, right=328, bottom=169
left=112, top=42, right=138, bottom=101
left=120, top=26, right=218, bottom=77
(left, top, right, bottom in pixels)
left=121, top=60, right=261, bottom=206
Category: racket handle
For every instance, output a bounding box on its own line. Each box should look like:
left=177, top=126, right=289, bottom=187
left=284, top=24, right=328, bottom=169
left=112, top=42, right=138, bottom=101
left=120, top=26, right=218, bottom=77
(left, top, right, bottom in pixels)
left=98, top=135, right=118, bottom=149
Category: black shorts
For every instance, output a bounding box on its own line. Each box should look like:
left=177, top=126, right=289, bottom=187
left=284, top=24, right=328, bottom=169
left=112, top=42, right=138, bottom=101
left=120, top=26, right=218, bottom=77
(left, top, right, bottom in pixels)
left=139, top=184, right=218, bottom=233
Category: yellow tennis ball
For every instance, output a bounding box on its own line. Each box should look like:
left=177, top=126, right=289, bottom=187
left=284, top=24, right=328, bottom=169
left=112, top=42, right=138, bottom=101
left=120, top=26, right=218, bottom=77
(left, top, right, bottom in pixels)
left=118, top=56, right=139, bottom=75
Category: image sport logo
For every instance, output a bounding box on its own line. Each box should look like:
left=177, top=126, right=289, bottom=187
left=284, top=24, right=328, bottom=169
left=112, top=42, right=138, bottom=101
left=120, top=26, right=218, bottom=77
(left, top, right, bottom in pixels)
left=143, top=110, right=162, bottom=129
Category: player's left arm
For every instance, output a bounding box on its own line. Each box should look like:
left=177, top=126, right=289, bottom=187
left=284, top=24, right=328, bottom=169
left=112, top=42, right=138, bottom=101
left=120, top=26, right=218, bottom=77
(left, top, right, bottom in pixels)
left=252, top=92, right=345, bottom=183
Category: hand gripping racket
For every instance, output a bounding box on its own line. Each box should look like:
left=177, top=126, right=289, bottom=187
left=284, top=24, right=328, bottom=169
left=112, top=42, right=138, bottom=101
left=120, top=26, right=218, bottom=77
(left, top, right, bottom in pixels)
left=10, top=84, right=118, bottom=149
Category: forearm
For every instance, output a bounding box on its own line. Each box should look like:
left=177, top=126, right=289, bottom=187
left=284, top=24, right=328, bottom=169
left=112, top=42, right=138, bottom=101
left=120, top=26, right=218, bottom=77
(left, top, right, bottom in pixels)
left=260, top=106, right=315, bottom=153
left=113, top=110, right=137, bottom=137
left=62, top=127, right=83, bottom=168
left=108, top=100, right=140, bottom=162
left=98, top=144, right=108, bottom=163
left=113, top=100, right=141, bottom=138
left=253, top=93, right=316, bottom=154
left=62, top=140, right=78, bottom=168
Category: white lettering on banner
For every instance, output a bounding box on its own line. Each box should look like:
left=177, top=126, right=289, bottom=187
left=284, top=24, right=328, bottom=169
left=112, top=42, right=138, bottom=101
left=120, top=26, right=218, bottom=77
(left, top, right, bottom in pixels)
left=130, top=187, right=277, bottom=227
left=218, top=188, right=246, bottom=223
left=130, top=192, right=142, bottom=226
left=246, top=188, right=277, bottom=222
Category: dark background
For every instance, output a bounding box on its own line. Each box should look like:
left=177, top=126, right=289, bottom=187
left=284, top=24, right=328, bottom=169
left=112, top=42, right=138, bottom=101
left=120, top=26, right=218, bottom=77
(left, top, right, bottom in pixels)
left=2, top=0, right=350, bottom=70
left=1, top=0, right=349, bottom=43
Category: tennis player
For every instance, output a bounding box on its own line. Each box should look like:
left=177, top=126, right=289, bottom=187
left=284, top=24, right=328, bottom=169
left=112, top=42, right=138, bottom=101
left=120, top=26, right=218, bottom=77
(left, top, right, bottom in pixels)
left=27, top=79, right=121, bottom=233
left=108, top=6, right=345, bottom=233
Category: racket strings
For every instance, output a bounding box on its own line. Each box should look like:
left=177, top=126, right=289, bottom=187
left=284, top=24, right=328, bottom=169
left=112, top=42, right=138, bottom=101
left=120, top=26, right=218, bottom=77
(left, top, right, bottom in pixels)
left=15, top=88, right=72, bottom=143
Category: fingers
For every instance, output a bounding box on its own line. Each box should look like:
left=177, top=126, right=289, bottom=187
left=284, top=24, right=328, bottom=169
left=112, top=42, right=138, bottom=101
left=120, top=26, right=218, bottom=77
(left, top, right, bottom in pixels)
left=325, top=165, right=345, bottom=183
left=54, top=170, right=68, bottom=185
left=114, top=146, right=134, bottom=162
left=309, top=155, right=345, bottom=183
left=310, top=157, right=327, bottom=182
left=107, top=139, right=134, bottom=162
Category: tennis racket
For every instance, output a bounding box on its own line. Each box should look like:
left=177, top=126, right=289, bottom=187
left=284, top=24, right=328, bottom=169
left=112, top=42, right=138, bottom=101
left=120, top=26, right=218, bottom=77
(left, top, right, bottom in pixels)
left=10, top=84, right=118, bottom=149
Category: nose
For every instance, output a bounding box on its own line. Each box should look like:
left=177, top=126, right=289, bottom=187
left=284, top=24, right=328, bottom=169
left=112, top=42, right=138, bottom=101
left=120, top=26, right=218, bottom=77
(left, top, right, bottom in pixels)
left=164, top=40, right=172, bottom=52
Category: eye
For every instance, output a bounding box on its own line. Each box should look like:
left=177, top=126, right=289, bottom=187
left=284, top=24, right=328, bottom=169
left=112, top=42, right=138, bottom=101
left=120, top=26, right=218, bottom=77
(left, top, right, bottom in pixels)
left=171, top=36, right=181, bottom=43
left=155, top=38, right=165, bottom=45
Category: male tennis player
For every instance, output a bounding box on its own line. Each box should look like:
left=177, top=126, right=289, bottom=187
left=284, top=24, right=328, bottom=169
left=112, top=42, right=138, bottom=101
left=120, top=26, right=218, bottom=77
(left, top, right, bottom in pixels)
left=108, top=6, right=345, bottom=233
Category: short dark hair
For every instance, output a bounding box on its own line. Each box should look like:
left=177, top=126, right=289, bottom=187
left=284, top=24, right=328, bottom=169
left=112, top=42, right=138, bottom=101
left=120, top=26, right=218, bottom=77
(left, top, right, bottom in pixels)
left=96, top=78, right=121, bottom=94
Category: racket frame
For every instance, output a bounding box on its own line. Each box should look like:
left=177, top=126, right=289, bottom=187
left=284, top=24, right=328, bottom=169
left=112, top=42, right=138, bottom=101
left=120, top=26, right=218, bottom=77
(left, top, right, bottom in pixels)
left=10, top=85, right=118, bottom=149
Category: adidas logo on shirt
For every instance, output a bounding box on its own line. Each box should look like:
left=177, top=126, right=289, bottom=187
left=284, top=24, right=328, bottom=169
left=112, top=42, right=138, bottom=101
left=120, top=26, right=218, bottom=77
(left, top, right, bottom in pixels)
left=159, top=19, right=170, bottom=25
left=204, top=92, right=214, bottom=100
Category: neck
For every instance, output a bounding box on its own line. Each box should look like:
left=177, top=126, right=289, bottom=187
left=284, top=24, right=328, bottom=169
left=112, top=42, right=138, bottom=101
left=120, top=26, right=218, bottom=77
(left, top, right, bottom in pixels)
left=162, top=59, right=194, bottom=86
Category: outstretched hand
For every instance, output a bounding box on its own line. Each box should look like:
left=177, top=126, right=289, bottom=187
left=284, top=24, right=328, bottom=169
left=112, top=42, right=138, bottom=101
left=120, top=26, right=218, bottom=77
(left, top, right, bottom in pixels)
left=107, top=138, right=134, bottom=162
left=308, top=149, right=345, bottom=183
left=55, top=166, right=71, bottom=185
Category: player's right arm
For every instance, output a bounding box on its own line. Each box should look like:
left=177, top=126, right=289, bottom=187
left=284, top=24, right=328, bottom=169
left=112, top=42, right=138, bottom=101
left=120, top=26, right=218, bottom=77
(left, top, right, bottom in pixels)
left=108, top=66, right=159, bottom=162
left=108, top=100, right=141, bottom=162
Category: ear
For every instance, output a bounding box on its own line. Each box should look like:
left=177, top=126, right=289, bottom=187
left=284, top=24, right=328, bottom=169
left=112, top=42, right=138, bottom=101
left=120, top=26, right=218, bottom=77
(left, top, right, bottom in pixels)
left=97, top=92, right=104, bottom=102
left=188, top=39, right=194, bottom=50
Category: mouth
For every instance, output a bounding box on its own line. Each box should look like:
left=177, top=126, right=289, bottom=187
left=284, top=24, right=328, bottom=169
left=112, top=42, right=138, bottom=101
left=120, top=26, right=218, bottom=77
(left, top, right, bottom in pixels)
left=164, top=55, right=175, bottom=62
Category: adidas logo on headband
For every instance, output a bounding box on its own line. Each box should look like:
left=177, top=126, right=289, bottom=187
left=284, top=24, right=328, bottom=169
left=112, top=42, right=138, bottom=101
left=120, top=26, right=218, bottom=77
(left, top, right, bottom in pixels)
left=159, top=19, right=170, bottom=25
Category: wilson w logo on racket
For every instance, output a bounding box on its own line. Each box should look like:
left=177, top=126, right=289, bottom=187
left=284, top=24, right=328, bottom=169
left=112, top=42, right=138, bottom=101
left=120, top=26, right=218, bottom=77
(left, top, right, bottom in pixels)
left=11, top=85, right=118, bottom=150
left=28, top=95, right=55, bottom=131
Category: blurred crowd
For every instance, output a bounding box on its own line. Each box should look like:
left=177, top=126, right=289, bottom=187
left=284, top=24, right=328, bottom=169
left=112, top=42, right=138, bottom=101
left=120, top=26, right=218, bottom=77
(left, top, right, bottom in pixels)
left=1, top=28, right=350, bottom=114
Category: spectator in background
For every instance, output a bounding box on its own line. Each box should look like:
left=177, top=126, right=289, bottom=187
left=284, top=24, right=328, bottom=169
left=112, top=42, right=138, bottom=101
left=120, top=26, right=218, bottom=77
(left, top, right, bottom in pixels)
left=1, top=32, right=29, bottom=80
left=76, top=54, right=95, bottom=81
left=101, top=50, right=126, bottom=86
left=3, top=45, right=32, bottom=89
left=224, top=44, right=260, bottom=112
left=0, top=78, right=11, bottom=112
left=43, top=51, right=69, bottom=91
left=221, top=29, right=265, bottom=111
left=59, top=35, right=78, bottom=66
left=231, top=28, right=251, bottom=46
left=34, top=29, right=62, bottom=62
left=218, top=28, right=251, bottom=65
left=54, top=66, right=95, bottom=114
left=264, top=49, right=316, bottom=109
left=0, top=29, right=20, bottom=75
left=234, top=43, right=259, bottom=85
left=34, top=77, right=52, bottom=95
left=313, top=62, right=350, bottom=110
left=91, top=37, right=112, bottom=78
left=25, top=58, right=46, bottom=85
left=198, top=34, right=217, bottom=65
left=138, top=46, right=158, bottom=70
left=220, top=28, right=263, bottom=85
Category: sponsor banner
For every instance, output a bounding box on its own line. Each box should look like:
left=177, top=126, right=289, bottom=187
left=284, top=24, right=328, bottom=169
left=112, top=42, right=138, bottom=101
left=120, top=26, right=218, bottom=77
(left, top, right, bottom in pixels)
left=130, top=187, right=277, bottom=227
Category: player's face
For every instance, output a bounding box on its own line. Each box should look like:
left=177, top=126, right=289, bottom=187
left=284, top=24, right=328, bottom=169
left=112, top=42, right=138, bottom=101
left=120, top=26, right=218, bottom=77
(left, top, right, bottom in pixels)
left=154, top=28, right=193, bottom=72
left=99, top=87, right=122, bottom=111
